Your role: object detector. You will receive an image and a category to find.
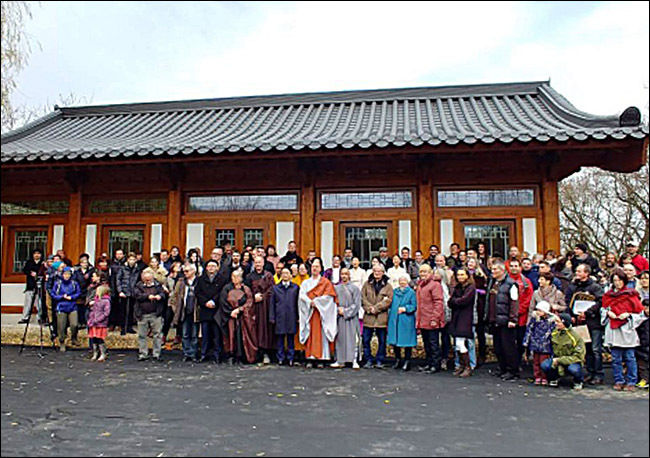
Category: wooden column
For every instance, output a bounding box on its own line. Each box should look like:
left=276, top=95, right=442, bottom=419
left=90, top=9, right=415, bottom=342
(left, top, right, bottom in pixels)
left=300, top=181, right=315, bottom=256
left=65, top=190, right=83, bottom=260
left=167, top=188, right=182, bottom=251
left=541, top=179, right=560, bottom=253
left=417, top=156, right=434, bottom=252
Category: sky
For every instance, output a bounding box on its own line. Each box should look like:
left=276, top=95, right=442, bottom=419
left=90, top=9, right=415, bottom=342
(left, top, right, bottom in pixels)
left=9, top=1, right=650, bottom=121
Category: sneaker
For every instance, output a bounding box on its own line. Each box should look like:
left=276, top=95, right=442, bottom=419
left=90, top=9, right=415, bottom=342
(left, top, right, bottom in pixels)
left=330, top=362, right=345, bottom=369
left=573, top=382, right=584, bottom=391
left=305, top=362, right=314, bottom=369
left=352, top=360, right=360, bottom=370
left=636, top=379, right=648, bottom=389
left=262, top=354, right=271, bottom=365
left=363, top=361, right=374, bottom=369
left=419, top=364, right=432, bottom=373
left=375, top=362, right=384, bottom=369
left=534, top=378, right=542, bottom=386
left=549, top=380, right=559, bottom=388
left=138, top=355, right=149, bottom=362
left=18, top=318, right=30, bottom=324
left=441, top=360, right=447, bottom=371
left=541, top=379, right=549, bottom=387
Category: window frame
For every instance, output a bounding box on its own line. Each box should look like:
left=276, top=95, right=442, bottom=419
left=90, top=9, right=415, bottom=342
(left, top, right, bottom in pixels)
left=185, top=191, right=300, bottom=213
left=434, top=186, right=539, bottom=210
left=84, top=194, right=168, bottom=216
left=318, top=188, right=416, bottom=211
left=2, top=225, right=51, bottom=283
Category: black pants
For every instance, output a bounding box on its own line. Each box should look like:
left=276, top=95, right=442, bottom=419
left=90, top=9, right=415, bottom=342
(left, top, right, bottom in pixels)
left=201, top=320, right=222, bottom=362
left=516, top=325, right=527, bottom=363
left=162, top=305, right=174, bottom=338
left=476, top=321, right=487, bottom=360
left=421, top=329, right=441, bottom=369
left=493, top=326, right=519, bottom=376
left=394, top=346, right=412, bottom=361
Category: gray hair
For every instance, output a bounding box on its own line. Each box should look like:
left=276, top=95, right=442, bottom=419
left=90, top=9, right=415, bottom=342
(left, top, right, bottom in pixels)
left=373, top=263, right=386, bottom=273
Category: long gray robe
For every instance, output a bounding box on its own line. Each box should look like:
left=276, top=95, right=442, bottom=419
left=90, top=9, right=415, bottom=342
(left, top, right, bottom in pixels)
left=334, top=282, right=362, bottom=363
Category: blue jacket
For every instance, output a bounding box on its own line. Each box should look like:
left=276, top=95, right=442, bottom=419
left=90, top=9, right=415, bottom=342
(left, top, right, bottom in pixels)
left=50, top=277, right=81, bottom=313
left=270, top=282, right=300, bottom=335
left=523, top=315, right=555, bottom=354
left=387, top=286, right=417, bottom=347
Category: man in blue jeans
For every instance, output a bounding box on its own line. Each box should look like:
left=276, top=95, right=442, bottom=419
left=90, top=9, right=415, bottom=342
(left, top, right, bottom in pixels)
left=171, top=264, right=200, bottom=362
left=361, top=265, right=393, bottom=369
left=542, top=313, right=586, bottom=390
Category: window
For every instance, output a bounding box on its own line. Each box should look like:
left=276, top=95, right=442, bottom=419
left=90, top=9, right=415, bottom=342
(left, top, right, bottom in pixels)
left=243, top=229, right=264, bottom=248
left=216, top=229, right=236, bottom=247
left=321, top=191, right=413, bottom=209
left=463, top=223, right=513, bottom=258
left=89, top=198, right=167, bottom=214
left=188, top=194, right=298, bottom=212
left=13, top=230, right=48, bottom=273
left=437, top=189, right=535, bottom=207
left=107, top=229, right=144, bottom=256
left=2, top=200, right=69, bottom=215
left=344, top=225, right=389, bottom=270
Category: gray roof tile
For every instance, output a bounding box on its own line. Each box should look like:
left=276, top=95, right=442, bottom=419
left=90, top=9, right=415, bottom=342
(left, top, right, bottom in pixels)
left=1, top=81, right=648, bottom=163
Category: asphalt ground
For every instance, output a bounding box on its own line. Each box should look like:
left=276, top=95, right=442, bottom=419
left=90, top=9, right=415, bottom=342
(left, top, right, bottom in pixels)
left=1, top=345, right=648, bottom=457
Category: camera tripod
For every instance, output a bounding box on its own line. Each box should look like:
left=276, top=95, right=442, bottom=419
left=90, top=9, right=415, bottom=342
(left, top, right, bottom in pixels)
left=19, top=277, right=55, bottom=358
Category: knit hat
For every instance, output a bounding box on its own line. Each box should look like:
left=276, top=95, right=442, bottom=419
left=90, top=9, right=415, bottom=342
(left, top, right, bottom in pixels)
left=558, top=313, right=572, bottom=329
left=535, top=301, right=551, bottom=315
left=575, top=243, right=589, bottom=253
left=63, top=266, right=72, bottom=273
left=47, top=255, right=55, bottom=261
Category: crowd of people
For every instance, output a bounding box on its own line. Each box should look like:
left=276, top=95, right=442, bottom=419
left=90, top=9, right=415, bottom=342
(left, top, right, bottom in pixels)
left=18, top=238, right=649, bottom=392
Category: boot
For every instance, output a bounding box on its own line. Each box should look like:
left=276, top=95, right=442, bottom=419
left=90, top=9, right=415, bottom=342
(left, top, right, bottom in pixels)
left=91, top=344, right=99, bottom=361
left=392, top=359, right=403, bottom=370
left=401, top=360, right=411, bottom=372
left=97, top=344, right=107, bottom=362
left=459, top=353, right=472, bottom=378
left=453, top=357, right=464, bottom=376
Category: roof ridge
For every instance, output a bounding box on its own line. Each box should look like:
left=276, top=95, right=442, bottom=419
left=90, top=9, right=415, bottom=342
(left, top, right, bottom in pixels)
left=55, top=81, right=550, bottom=116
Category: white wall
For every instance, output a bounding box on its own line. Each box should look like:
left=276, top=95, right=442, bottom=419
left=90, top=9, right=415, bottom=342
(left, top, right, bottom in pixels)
left=440, top=219, right=454, bottom=255
left=85, top=224, right=97, bottom=262
left=53, top=225, right=64, bottom=252
left=276, top=222, right=294, bottom=256
left=522, top=218, right=538, bottom=255
left=186, top=223, right=204, bottom=254
left=320, top=221, right=334, bottom=269
left=150, top=224, right=163, bottom=256
left=398, top=220, right=412, bottom=252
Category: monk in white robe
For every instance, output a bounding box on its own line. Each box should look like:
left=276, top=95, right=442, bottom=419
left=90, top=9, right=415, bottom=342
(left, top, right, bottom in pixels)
left=299, top=258, right=338, bottom=365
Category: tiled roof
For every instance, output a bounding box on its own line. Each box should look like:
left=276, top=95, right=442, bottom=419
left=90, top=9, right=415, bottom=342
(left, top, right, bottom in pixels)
left=1, top=81, right=647, bottom=163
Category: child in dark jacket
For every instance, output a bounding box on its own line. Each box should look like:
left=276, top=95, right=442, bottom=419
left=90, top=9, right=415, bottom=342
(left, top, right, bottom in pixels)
left=87, top=284, right=111, bottom=362
left=523, top=301, right=556, bottom=386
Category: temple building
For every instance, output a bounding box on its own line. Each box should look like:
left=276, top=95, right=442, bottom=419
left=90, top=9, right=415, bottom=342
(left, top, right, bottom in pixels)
left=1, top=80, right=647, bottom=312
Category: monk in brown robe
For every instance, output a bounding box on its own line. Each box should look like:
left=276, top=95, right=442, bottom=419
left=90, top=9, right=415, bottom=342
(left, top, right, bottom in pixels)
left=217, top=269, right=256, bottom=364
left=245, top=256, right=275, bottom=364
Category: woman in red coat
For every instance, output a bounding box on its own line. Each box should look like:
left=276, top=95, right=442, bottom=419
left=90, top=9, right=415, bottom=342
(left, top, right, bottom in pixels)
left=416, top=264, right=445, bottom=374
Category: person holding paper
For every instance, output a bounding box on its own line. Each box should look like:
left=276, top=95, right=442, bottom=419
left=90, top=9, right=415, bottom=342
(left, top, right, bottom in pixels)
left=566, top=264, right=604, bottom=385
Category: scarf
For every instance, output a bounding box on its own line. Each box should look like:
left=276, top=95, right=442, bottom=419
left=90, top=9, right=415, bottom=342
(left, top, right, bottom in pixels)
left=603, top=287, right=644, bottom=329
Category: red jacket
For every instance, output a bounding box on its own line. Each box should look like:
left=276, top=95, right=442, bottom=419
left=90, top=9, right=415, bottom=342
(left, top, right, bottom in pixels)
left=631, top=254, right=649, bottom=275
left=602, top=287, right=644, bottom=329
left=416, top=277, right=445, bottom=330
left=510, top=273, right=534, bottom=326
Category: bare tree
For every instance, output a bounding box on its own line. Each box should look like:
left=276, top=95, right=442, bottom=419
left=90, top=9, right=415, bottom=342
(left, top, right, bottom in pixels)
left=560, top=153, right=649, bottom=258
left=1, top=1, right=35, bottom=132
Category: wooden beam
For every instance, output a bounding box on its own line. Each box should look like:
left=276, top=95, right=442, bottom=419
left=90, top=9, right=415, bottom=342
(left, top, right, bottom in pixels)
left=417, top=158, right=434, bottom=251
left=167, top=188, right=182, bottom=252
left=299, top=180, right=315, bottom=256
left=541, top=179, right=560, bottom=253
left=64, top=190, right=82, bottom=260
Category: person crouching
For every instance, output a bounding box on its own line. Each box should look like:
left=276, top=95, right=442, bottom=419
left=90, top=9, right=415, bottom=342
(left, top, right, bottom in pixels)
left=541, top=313, right=585, bottom=390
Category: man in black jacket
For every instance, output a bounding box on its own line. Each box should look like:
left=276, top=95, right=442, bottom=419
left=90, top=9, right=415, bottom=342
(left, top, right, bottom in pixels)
left=565, top=263, right=604, bottom=385
left=195, top=259, right=228, bottom=364
left=19, top=249, right=44, bottom=324
left=486, top=262, right=520, bottom=381
left=116, top=253, right=142, bottom=335
left=134, top=270, right=167, bottom=362
left=569, top=243, right=601, bottom=276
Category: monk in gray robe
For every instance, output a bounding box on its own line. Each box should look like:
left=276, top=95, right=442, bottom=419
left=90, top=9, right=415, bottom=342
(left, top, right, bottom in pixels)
left=331, top=268, right=361, bottom=369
